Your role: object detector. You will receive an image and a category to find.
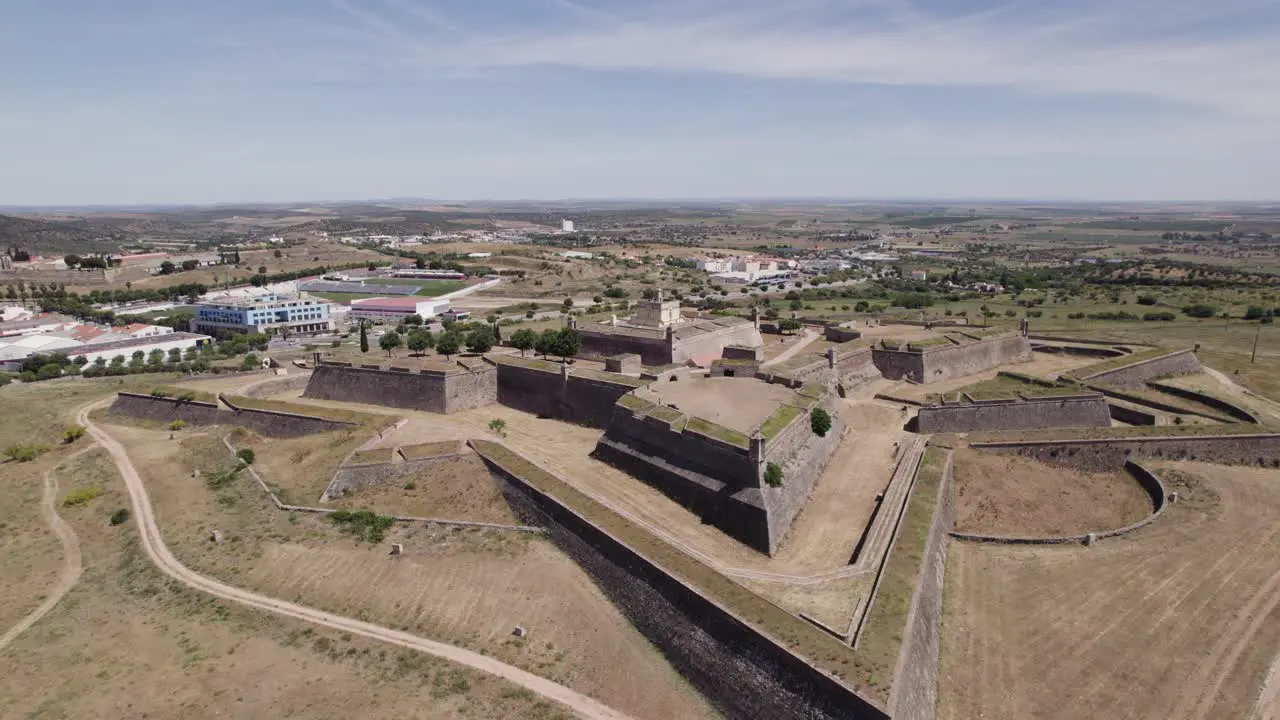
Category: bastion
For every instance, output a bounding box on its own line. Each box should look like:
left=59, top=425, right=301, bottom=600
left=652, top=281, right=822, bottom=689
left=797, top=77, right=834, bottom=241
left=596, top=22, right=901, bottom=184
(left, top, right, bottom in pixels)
left=593, top=373, right=843, bottom=554
left=871, top=330, right=1033, bottom=384
left=575, top=291, right=763, bottom=366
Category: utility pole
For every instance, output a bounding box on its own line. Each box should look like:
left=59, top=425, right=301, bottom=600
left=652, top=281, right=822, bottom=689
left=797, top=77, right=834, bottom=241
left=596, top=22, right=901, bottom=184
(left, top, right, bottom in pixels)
left=1252, top=322, right=1262, bottom=365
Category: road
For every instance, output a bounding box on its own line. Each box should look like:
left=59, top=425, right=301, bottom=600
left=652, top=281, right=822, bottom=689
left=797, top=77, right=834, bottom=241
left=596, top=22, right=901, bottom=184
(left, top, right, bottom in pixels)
left=760, top=329, right=821, bottom=368
left=77, top=401, right=634, bottom=720
left=0, top=448, right=88, bottom=652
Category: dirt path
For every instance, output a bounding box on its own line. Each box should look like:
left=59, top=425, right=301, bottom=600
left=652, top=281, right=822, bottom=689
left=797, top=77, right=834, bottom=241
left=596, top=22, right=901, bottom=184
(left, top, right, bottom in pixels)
left=761, top=328, right=820, bottom=368
left=77, top=401, right=635, bottom=720
left=0, top=448, right=88, bottom=651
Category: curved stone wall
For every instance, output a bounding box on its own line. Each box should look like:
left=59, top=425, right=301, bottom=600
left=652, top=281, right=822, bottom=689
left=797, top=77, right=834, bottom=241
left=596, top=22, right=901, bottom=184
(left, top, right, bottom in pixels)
left=950, top=461, right=1167, bottom=544
left=916, top=395, right=1111, bottom=434
left=973, top=433, right=1280, bottom=472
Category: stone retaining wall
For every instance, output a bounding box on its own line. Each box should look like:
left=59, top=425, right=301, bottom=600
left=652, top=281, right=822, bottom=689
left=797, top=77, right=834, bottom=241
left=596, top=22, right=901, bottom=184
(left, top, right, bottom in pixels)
left=915, top=395, right=1111, bottom=434
left=1079, top=349, right=1201, bottom=388
left=950, top=461, right=1167, bottom=544
left=476, top=447, right=889, bottom=720
left=495, top=361, right=640, bottom=428
left=1107, top=400, right=1161, bottom=426
left=973, top=434, right=1280, bottom=471
left=762, top=410, right=847, bottom=553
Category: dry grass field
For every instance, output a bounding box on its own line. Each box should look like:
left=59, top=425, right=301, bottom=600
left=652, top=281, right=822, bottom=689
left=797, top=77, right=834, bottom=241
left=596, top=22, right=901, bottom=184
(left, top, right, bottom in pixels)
left=940, top=462, right=1280, bottom=720
left=96, top=419, right=717, bottom=720
left=329, top=454, right=521, bottom=525
left=952, top=449, right=1152, bottom=537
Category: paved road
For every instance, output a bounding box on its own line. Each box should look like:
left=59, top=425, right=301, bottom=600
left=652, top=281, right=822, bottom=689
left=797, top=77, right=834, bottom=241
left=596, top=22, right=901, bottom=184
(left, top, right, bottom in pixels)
left=77, top=401, right=634, bottom=720
left=0, top=447, right=88, bottom=651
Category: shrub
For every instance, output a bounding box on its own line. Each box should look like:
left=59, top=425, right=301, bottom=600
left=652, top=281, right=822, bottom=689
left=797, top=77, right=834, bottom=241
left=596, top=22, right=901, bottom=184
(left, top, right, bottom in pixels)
left=236, top=448, right=255, bottom=465
left=764, top=462, right=784, bottom=488
left=1137, top=294, right=1158, bottom=306
left=63, top=425, right=86, bottom=444
left=810, top=407, right=832, bottom=437
left=63, top=486, right=102, bottom=507
left=403, top=481, right=416, bottom=490
left=329, top=509, right=396, bottom=543
left=1143, top=312, right=1177, bottom=321
left=169, top=419, right=187, bottom=431
left=488, top=418, right=508, bottom=437
left=4, top=443, right=51, bottom=463
left=109, top=508, right=131, bottom=526
left=1182, top=304, right=1218, bottom=318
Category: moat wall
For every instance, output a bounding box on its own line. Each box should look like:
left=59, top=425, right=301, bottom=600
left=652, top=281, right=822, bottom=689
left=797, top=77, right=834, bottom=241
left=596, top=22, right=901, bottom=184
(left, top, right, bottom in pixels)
left=303, top=363, right=497, bottom=414
left=973, top=433, right=1280, bottom=471
left=916, top=395, right=1111, bottom=434
left=478, top=451, right=889, bottom=720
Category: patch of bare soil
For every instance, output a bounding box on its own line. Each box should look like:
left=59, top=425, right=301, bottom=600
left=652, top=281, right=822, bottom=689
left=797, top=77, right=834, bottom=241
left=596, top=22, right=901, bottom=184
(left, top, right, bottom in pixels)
left=331, top=455, right=519, bottom=525
left=939, top=462, right=1280, bottom=720
left=953, top=448, right=1152, bottom=537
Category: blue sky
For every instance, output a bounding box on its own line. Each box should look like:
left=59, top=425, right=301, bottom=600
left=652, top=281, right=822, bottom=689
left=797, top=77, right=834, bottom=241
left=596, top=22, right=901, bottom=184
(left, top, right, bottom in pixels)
left=2, top=0, right=1278, bottom=204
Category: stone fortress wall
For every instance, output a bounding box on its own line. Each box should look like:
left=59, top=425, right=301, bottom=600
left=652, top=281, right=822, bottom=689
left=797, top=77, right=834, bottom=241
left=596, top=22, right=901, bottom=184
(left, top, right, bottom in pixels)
left=1075, top=348, right=1202, bottom=388
left=872, top=333, right=1033, bottom=384
left=973, top=433, right=1280, bottom=472
left=108, top=392, right=356, bottom=438
left=915, top=394, right=1112, bottom=434
left=304, top=362, right=497, bottom=414
left=476, top=445, right=889, bottom=720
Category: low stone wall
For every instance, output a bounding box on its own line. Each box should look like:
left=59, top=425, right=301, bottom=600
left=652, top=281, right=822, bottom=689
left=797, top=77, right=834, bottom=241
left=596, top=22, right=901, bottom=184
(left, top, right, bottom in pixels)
left=1085, top=383, right=1230, bottom=422
left=1030, top=343, right=1124, bottom=358
left=1146, top=381, right=1259, bottom=424
left=1078, top=349, right=1202, bottom=389
left=915, top=395, right=1111, bottom=434
left=972, top=433, right=1280, bottom=471
left=109, top=393, right=354, bottom=438
left=303, top=363, right=497, bottom=414
left=950, top=461, right=1167, bottom=544
left=723, top=344, right=763, bottom=361
left=890, top=451, right=955, bottom=720
left=476, top=447, right=889, bottom=720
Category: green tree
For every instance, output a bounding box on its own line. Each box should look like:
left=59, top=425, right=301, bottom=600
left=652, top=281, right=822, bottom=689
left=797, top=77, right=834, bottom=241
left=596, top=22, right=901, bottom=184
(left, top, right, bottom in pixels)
left=435, top=331, right=462, bottom=359
left=466, top=326, right=495, bottom=354
left=406, top=329, right=433, bottom=355
left=511, top=328, right=537, bottom=357
left=36, top=363, right=63, bottom=381
left=159, top=260, right=175, bottom=275
left=148, top=349, right=165, bottom=365
left=379, top=331, right=402, bottom=357
left=404, top=314, right=423, bottom=327
left=534, top=329, right=558, bottom=358
left=359, top=321, right=369, bottom=353
left=1244, top=306, right=1268, bottom=320
left=63, top=254, right=81, bottom=268
left=778, top=318, right=802, bottom=334
left=551, top=327, right=581, bottom=361
left=810, top=407, right=832, bottom=437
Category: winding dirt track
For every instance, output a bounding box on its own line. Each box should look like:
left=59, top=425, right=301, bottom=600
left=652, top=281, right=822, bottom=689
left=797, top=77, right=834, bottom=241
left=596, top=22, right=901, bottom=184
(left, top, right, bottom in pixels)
left=0, top=448, right=88, bottom=652
left=77, top=402, right=634, bottom=720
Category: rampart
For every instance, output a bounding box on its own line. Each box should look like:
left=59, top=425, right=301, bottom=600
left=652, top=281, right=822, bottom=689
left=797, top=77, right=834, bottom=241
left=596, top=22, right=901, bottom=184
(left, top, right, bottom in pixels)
left=1107, top=399, right=1161, bottom=426
left=950, top=461, right=1167, bottom=544
left=1076, top=349, right=1201, bottom=389
left=972, top=433, right=1280, bottom=472
left=492, top=357, right=645, bottom=428
left=872, top=334, right=1032, bottom=384
left=915, top=395, right=1111, bottom=434
left=474, top=444, right=888, bottom=720
left=890, top=450, right=955, bottom=720
left=108, top=392, right=355, bottom=438
left=303, top=362, right=496, bottom=414
left=577, top=317, right=762, bottom=366
left=596, top=387, right=841, bottom=554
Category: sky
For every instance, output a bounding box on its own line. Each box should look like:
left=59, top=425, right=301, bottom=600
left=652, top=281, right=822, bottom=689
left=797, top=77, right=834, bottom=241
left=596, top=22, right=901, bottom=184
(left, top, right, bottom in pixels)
left=2, top=0, right=1278, bottom=205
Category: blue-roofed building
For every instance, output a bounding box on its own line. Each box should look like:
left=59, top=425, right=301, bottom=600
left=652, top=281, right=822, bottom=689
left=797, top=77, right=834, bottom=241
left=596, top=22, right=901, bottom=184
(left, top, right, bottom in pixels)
left=191, top=294, right=333, bottom=337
